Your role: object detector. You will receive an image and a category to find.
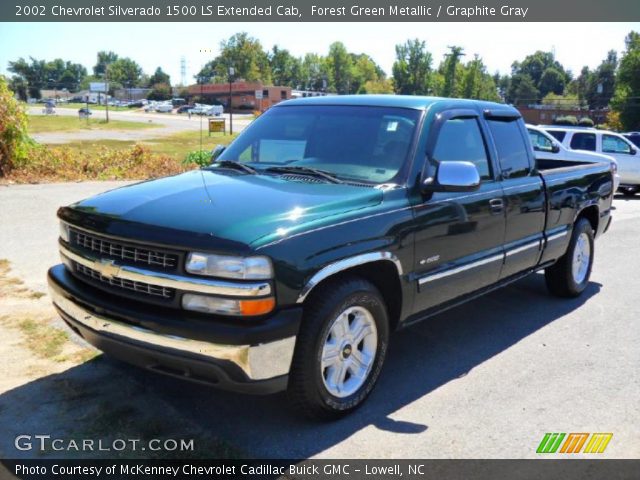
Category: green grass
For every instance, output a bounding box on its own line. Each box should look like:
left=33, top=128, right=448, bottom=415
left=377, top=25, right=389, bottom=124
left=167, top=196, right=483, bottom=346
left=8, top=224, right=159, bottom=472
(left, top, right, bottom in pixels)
left=61, top=102, right=131, bottom=112
left=28, top=115, right=160, bottom=133
left=55, top=130, right=238, bottom=161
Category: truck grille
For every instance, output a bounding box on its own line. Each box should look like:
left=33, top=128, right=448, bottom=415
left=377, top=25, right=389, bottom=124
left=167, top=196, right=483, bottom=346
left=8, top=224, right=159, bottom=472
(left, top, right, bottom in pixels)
left=72, top=229, right=178, bottom=269
left=75, top=262, right=174, bottom=299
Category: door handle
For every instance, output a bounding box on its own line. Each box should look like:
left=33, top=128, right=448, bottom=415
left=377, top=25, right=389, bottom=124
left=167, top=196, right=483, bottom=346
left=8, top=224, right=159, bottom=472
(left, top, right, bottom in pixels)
left=489, top=198, right=504, bottom=214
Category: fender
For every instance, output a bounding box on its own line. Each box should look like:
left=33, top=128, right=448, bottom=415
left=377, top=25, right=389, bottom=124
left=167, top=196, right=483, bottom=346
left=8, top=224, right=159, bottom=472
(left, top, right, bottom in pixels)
left=296, top=251, right=403, bottom=303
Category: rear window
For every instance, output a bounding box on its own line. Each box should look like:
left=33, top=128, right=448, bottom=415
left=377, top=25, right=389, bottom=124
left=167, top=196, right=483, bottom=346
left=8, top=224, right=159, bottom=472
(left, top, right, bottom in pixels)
left=487, top=119, right=531, bottom=178
left=570, top=133, right=596, bottom=151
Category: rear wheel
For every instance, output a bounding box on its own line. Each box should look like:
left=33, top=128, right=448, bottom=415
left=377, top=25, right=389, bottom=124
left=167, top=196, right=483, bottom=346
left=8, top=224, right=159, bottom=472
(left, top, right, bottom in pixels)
left=545, top=218, right=594, bottom=297
left=287, top=276, right=389, bottom=419
left=619, top=187, right=638, bottom=197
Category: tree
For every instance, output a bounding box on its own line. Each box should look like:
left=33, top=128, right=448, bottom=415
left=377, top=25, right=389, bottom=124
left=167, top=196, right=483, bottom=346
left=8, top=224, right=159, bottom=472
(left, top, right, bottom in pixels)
left=147, top=83, right=172, bottom=100
left=8, top=57, right=86, bottom=97
left=612, top=31, right=640, bottom=130
left=392, top=39, right=432, bottom=95
left=508, top=73, right=539, bottom=106
left=542, top=92, right=580, bottom=109
left=148, top=67, right=171, bottom=87
left=269, top=46, right=301, bottom=87
left=94, top=51, right=118, bottom=76
left=442, top=46, right=465, bottom=97
left=326, top=42, right=353, bottom=94
left=351, top=54, right=383, bottom=93
left=107, top=58, right=143, bottom=87
left=300, top=53, right=328, bottom=91
left=460, top=55, right=499, bottom=101
left=511, top=51, right=571, bottom=101
left=538, top=67, right=566, bottom=97
left=362, top=78, right=394, bottom=94
left=585, top=50, right=617, bottom=109
left=197, top=32, right=271, bottom=83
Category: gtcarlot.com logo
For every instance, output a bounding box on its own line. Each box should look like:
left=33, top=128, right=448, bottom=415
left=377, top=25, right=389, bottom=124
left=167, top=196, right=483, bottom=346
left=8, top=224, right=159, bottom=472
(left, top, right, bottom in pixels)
left=536, top=433, right=613, bottom=454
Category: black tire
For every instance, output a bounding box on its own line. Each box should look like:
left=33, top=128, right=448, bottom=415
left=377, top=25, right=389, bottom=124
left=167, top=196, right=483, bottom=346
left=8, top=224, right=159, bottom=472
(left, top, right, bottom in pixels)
left=287, top=276, right=389, bottom=420
left=620, top=188, right=638, bottom=197
left=544, top=218, right=594, bottom=298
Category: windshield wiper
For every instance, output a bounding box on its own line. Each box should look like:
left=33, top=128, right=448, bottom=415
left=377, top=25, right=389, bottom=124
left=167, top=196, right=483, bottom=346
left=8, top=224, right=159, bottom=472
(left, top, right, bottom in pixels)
left=266, top=165, right=343, bottom=184
left=207, top=160, right=257, bottom=174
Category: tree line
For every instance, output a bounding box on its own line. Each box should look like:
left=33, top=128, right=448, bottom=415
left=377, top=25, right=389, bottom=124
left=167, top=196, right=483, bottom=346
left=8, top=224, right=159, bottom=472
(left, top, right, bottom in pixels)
left=6, top=30, right=640, bottom=129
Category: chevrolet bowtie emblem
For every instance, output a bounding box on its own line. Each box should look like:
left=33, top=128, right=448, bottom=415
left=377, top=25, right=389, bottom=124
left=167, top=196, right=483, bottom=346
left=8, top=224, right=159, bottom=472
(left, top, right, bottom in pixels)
left=94, top=259, right=121, bottom=279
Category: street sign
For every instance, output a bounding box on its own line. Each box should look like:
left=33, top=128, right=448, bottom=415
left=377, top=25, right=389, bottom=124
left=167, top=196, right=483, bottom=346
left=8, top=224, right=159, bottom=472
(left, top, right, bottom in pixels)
left=255, top=89, right=263, bottom=100
left=90, top=82, right=107, bottom=93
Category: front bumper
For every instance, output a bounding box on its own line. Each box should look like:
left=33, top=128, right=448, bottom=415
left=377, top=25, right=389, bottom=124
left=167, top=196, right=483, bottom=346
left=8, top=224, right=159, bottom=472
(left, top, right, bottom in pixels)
left=48, top=265, right=301, bottom=394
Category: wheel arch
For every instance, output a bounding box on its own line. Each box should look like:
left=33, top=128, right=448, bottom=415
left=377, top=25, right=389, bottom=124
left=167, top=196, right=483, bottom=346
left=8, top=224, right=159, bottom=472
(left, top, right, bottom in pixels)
left=297, top=252, right=404, bottom=331
left=575, top=204, right=599, bottom=233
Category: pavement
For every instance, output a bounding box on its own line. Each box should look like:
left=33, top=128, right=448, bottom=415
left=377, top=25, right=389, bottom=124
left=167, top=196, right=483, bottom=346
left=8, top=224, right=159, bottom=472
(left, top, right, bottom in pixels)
left=0, top=182, right=638, bottom=459
left=27, top=107, right=252, bottom=143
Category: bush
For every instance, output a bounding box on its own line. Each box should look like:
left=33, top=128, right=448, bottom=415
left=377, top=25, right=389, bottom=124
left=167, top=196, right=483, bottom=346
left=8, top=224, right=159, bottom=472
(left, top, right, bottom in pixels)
left=6, top=144, right=192, bottom=183
left=553, top=115, right=578, bottom=126
left=182, top=150, right=212, bottom=168
left=578, top=117, right=595, bottom=127
left=0, top=75, right=33, bottom=176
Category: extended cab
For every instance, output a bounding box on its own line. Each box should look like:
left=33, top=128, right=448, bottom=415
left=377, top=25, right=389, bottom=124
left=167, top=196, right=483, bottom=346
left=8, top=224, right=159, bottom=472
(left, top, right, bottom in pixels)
left=49, top=96, right=614, bottom=418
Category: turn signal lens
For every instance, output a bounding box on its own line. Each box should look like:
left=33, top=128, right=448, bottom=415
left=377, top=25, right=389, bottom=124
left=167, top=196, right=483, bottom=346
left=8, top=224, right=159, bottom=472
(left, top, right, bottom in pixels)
left=182, top=293, right=275, bottom=316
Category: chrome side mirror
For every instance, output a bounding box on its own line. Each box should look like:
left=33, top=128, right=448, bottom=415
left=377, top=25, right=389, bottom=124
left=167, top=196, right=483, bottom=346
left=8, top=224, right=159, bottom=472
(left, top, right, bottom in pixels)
left=422, top=161, right=481, bottom=193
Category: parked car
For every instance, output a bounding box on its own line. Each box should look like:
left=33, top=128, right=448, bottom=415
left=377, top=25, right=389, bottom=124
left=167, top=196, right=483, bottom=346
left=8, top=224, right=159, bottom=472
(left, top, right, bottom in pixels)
left=49, top=96, right=613, bottom=418
left=544, top=126, right=640, bottom=196
left=203, top=105, right=224, bottom=116
left=176, top=104, right=195, bottom=114
left=623, top=132, right=640, bottom=149
left=77, top=107, right=92, bottom=118
left=154, top=103, right=174, bottom=113
left=527, top=125, right=620, bottom=191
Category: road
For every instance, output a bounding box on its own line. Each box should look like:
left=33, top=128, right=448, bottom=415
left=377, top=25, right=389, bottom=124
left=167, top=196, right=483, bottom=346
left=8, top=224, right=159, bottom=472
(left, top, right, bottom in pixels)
left=0, top=182, right=638, bottom=459
left=27, top=107, right=253, bottom=143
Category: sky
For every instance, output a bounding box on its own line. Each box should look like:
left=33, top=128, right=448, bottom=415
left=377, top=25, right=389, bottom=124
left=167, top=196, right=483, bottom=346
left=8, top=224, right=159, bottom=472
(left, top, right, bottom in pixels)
left=0, top=22, right=637, bottom=85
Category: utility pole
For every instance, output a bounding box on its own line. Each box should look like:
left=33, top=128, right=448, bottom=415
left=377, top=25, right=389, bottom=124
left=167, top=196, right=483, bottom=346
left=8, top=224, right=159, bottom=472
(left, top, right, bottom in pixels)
left=105, top=64, right=110, bottom=123
left=228, top=66, right=235, bottom=135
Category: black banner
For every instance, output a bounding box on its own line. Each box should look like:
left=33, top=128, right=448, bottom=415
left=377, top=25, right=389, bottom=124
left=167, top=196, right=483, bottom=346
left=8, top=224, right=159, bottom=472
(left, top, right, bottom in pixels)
left=2, top=459, right=640, bottom=480
left=2, top=0, right=640, bottom=22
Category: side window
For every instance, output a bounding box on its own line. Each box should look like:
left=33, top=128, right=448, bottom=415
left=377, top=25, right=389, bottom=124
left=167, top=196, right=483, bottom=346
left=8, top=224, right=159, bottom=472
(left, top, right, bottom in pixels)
left=547, top=130, right=566, bottom=142
left=432, top=117, right=491, bottom=180
left=602, top=134, right=632, bottom=154
left=529, top=130, right=554, bottom=152
left=570, top=132, right=596, bottom=151
left=487, top=119, right=531, bottom=178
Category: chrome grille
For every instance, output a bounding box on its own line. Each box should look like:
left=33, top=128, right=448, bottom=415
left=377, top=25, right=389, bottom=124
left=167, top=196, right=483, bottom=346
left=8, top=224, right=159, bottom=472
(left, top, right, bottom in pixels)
left=72, top=229, right=178, bottom=269
left=75, top=263, right=174, bottom=299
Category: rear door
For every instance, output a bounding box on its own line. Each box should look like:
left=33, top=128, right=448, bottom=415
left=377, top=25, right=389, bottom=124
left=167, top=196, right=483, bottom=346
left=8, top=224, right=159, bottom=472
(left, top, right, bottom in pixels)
left=486, top=115, right=546, bottom=279
left=412, top=109, right=506, bottom=312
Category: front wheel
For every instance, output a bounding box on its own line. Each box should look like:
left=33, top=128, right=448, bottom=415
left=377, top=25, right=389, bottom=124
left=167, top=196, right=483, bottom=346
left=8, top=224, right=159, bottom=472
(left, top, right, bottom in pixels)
left=287, top=276, right=389, bottom=419
left=544, top=218, right=594, bottom=297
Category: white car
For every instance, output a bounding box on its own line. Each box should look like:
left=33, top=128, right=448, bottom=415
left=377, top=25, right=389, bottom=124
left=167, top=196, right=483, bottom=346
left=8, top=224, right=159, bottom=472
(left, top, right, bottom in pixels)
left=527, top=125, right=620, bottom=192
left=154, top=103, right=173, bottom=113
left=543, top=126, right=640, bottom=196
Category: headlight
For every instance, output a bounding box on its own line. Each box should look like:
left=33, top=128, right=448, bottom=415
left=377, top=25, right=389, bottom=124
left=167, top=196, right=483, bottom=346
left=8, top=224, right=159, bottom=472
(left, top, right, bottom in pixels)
left=59, top=221, right=70, bottom=242
left=182, top=293, right=275, bottom=316
left=185, top=252, right=273, bottom=280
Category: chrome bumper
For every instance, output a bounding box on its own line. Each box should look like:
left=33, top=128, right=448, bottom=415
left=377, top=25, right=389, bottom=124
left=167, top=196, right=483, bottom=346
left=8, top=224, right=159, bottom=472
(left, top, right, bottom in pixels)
left=49, top=287, right=295, bottom=381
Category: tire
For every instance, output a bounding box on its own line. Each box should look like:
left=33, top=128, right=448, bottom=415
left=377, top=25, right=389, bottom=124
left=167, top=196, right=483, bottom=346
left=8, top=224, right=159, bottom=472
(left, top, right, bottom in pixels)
left=287, top=276, right=389, bottom=420
left=544, top=218, right=594, bottom=298
left=620, top=187, right=638, bottom=197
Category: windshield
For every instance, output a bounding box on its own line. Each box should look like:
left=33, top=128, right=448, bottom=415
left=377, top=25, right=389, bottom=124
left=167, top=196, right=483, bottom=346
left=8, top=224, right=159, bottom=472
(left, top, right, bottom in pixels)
left=219, top=105, right=421, bottom=184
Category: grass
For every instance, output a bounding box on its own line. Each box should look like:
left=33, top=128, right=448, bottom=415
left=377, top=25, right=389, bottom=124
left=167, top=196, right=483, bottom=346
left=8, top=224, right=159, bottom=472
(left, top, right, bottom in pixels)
left=54, top=130, right=238, bottom=161
left=58, top=102, right=132, bottom=112
left=28, top=115, right=159, bottom=133
left=17, top=316, right=69, bottom=359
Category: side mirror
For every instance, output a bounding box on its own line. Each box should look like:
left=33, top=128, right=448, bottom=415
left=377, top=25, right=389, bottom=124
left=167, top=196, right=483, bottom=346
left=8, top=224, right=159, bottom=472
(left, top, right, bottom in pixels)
left=210, top=144, right=226, bottom=163
left=422, top=161, right=481, bottom=193
left=551, top=143, right=560, bottom=154
left=631, top=147, right=637, bottom=155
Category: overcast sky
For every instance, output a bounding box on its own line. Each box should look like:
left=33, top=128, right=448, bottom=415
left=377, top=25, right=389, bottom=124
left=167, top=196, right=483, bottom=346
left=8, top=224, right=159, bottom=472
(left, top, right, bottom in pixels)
left=0, top=22, right=637, bottom=85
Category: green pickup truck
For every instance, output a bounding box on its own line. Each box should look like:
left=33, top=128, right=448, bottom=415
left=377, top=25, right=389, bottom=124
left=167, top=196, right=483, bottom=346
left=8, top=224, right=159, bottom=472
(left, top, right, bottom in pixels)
left=49, top=96, right=614, bottom=418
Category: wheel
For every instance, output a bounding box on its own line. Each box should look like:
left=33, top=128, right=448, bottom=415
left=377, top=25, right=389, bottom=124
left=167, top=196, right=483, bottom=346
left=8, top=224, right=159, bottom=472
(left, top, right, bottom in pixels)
left=544, top=218, right=594, bottom=297
left=619, top=187, right=638, bottom=197
left=287, top=276, right=389, bottom=419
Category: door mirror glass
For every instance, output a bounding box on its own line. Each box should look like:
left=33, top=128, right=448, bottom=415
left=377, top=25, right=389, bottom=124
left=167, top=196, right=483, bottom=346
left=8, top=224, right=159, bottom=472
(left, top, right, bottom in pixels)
left=423, top=161, right=481, bottom=193
left=551, top=143, right=560, bottom=153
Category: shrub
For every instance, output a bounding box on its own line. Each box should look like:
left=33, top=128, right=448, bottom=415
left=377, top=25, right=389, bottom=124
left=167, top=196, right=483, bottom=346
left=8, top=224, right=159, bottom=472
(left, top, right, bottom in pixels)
left=553, top=115, right=578, bottom=126
left=182, top=150, right=212, bottom=168
left=578, top=117, right=595, bottom=127
left=0, top=75, right=34, bottom=176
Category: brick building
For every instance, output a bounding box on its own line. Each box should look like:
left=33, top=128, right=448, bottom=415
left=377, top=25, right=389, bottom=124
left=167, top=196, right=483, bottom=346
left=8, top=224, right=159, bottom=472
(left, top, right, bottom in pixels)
left=187, top=81, right=292, bottom=111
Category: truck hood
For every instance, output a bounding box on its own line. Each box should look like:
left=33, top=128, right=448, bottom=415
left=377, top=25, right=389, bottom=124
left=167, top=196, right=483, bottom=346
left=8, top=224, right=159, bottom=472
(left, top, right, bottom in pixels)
left=64, top=170, right=382, bottom=250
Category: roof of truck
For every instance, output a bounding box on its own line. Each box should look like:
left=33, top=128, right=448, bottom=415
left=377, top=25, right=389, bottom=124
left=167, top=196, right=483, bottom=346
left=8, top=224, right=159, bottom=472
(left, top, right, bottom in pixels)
left=278, top=94, right=516, bottom=114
